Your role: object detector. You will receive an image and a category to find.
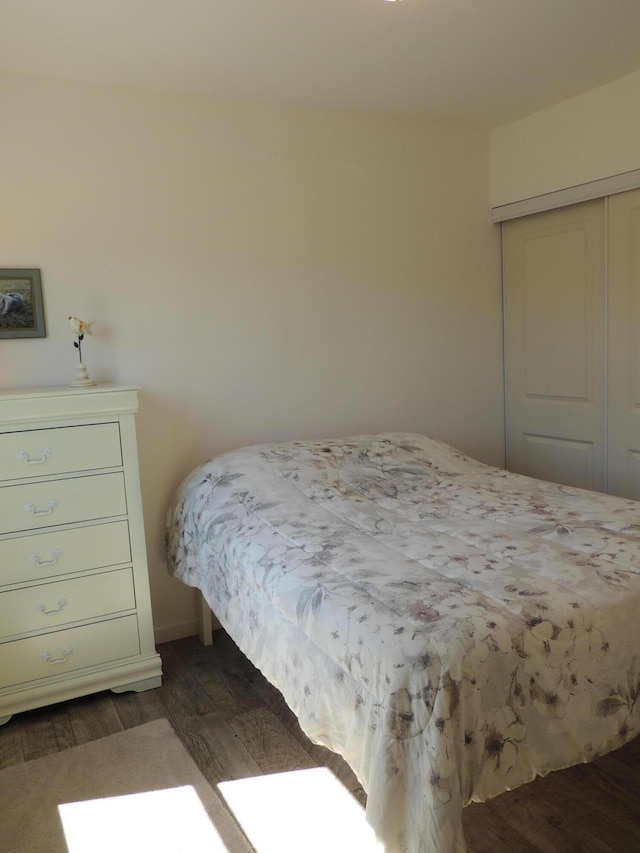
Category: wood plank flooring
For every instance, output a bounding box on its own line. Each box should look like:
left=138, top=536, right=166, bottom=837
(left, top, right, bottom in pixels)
left=1, top=631, right=640, bottom=852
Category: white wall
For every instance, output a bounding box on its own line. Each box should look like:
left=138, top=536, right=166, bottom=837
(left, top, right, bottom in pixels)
left=491, top=69, right=640, bottom=208
left=0, top=71, right=503, bottom=641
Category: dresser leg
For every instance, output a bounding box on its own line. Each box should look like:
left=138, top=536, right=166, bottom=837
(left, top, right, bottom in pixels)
left=111, top=675, right=162, bottom=694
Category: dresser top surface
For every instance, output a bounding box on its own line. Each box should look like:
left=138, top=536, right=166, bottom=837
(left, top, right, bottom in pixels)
left=0, top=384, right=140, bottom=402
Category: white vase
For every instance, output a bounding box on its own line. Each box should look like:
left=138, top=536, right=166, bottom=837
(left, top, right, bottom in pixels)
left=70, top=362, right=97, bottom=387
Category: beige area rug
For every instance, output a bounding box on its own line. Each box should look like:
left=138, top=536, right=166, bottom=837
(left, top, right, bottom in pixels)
left=0, top=719, right=253, bottom=853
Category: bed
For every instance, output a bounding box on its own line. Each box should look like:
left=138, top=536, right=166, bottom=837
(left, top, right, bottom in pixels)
left=166, top=432, right=640, bottom=852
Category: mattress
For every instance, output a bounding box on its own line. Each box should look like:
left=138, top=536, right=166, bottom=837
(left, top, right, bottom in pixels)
left=166, top=432, right=640, bottom=852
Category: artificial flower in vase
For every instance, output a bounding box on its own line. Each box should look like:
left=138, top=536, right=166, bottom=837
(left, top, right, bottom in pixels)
left=68, top=316, right=97, bottom=386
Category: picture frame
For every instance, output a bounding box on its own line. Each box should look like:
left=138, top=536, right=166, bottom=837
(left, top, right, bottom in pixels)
left=0, top=268, right=46, bottom=339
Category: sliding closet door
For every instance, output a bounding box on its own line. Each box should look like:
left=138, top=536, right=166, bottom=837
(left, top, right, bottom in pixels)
left=608, top=188, right=640, bottom=499
left=503, top=199, right=606, bottom=490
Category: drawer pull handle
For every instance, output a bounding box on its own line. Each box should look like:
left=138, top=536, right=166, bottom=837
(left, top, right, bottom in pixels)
left=30, top=549, right=63, bottom=566
left=24, top=500, right=58, bottom=516
left=41, top=647, right=72, bottom=664
left=37, top=598, right=68, bottom=616
left=17, top=448, right=52, bottom=465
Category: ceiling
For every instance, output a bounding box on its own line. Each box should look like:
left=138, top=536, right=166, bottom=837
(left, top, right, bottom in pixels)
left=2, top=0, right=640, bottom=127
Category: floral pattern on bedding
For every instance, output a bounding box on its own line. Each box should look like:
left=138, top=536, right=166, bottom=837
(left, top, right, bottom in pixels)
left=166, top=433, right=640, bottom=852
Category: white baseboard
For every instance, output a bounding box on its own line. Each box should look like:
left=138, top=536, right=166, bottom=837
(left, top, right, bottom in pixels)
left=153, top=617, right=199, bottom=645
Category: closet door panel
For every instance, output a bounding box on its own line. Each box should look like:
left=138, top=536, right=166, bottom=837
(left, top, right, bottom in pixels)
left=504, top=200, right=606, bottom=490
left=608, top=188, right=640, bottom=499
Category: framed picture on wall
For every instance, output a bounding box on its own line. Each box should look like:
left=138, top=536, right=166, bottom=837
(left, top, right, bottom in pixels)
left=0, top=268, right=46, bottom=339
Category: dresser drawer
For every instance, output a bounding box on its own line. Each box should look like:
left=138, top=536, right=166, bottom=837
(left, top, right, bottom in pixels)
left=0, top=423, right=122, bottom=482
left=0, top=615, right=141, bottom=689
left=0, top=521, right=131, bottom=587
left=0, top=568, right=135, bottom=639
left=0, top=472, right=126, bottom=535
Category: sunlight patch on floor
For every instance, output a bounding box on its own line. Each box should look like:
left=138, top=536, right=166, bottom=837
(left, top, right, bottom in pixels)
left=218, top=766, right=384, bottom=852
left=58, top=785, right=230, bottom=852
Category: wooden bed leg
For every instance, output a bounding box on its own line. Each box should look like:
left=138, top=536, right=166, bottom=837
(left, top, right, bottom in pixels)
left=198, top=593, right=214, bottom=646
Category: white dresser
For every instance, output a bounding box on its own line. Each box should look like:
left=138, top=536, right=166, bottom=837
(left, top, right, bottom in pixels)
left=0, top=384, right=162, bottom=724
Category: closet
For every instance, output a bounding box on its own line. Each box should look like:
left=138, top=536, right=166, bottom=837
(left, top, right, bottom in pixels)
left=503, top=187, right=640, bottom=500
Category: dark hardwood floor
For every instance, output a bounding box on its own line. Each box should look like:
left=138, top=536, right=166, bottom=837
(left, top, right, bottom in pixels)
left=1, top=631, right=640, bottom=852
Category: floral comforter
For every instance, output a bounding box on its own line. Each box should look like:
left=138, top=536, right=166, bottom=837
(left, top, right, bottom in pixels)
left=166, top=433, right=640, bottom=852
